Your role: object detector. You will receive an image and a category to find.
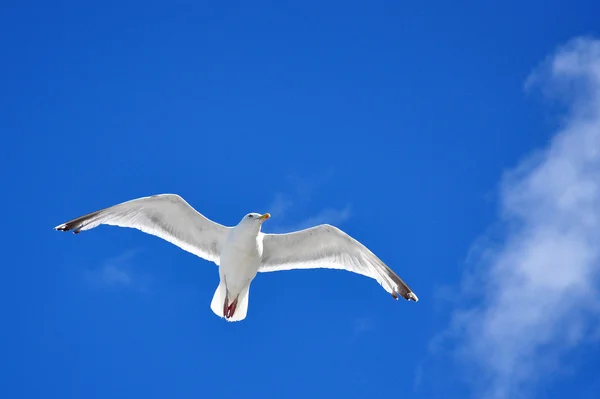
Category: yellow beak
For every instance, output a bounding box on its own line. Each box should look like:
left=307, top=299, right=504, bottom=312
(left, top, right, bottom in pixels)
left=258, top=213, right=271, bottom=222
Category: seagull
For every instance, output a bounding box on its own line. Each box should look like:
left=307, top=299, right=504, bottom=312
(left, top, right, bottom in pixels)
left=54, top=194, right=418, bottom=321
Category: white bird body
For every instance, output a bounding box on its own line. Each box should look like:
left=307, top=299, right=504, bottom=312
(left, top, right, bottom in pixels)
left=212, top=224, right=264, bottom=321
left=219, top=231, right=262, bottom=296
left=54, top=193, right=418, bottom=322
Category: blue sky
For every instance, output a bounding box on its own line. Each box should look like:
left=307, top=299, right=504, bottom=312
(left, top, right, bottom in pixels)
left=2, top=1, right=600, bottom=398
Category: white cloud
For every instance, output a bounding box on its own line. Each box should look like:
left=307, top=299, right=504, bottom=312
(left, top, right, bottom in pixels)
left=353, top=316, right=376, bottom=334
left=97, top=263, right=131, bottom=286
left=268, top=192, right=294, bottom=219
left=265, top=174, right=351, bottom=232
left=288, top=206, right=351, bottom=231
left=444, top=37, right=600, bottom=398
left=85, top=248, right=151, bottom=292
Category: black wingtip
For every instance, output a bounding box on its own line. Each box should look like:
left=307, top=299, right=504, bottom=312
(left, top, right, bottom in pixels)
left=54, top=210, right=102, bottom=235
left=406, top=292, right=419, bottom=302
left=392, top=290, right=419, bottom=302
left=54, top=221, right=80, bottom=233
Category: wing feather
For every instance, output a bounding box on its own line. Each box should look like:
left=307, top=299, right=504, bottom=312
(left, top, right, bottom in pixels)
left=54, top=194, right=231, bottom=264
left=260, top=224, right=418, bottom=301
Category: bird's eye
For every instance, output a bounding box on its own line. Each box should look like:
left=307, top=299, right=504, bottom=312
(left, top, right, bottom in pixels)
left=248, top=214, right=253, bottom=218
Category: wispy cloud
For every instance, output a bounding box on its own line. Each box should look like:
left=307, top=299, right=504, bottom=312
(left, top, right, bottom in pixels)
left=267, top=192, right=294, bottom=220
left=353, top=316, right=376, bottom=334
left=289, top=206, right=351, bottom=231
left=437, top=37, right=600, bottom=398
left=265, top=174, right=351, bottom=232
left=85, top=248, right=151, bottom=292
left=97, top=263, right=131, bottom=286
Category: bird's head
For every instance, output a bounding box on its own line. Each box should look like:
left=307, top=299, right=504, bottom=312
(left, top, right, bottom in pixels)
left=236, top=212, right=271, bottom=232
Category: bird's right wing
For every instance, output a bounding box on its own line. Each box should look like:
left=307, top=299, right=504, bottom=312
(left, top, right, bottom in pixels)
left=54, top=194, right=231, bottom=265
left=260, top=224, right=418, bottom=301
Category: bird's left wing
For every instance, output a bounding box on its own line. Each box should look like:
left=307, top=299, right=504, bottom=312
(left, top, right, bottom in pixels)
left=259, top=224, right=418, bottom=301
left=54, top=194, right=231, bottom=265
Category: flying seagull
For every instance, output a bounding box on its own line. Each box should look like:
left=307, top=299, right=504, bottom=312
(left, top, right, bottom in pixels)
left=54, top=194, right=418, bottom=321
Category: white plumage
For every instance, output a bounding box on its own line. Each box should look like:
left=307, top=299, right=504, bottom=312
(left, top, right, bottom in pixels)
left=55, top=193, right=418, bottom=322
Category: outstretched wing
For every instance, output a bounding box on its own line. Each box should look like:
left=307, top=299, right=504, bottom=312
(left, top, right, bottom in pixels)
left=54, top=194, right=231, bottom=265
left=259, top=224, right=418, bottom=301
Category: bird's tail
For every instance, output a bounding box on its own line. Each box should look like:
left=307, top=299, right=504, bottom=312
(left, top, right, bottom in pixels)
left=210, top=281, right=250, bottom=322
